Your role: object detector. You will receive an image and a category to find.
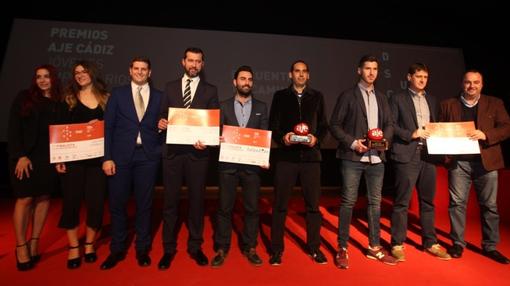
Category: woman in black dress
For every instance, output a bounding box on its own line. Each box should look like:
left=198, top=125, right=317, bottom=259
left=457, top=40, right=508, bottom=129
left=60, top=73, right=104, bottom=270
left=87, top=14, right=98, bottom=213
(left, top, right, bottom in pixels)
left=8, top=64, right=62, bottom=271
left=55, top=60, right=108, bottom=269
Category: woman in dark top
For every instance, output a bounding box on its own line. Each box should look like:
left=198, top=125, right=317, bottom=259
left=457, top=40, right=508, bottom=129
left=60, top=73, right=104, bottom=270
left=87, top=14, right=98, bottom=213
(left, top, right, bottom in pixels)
left=55, top=60, right=108, bottom=269
left=8, top=64, right=62, bottom=271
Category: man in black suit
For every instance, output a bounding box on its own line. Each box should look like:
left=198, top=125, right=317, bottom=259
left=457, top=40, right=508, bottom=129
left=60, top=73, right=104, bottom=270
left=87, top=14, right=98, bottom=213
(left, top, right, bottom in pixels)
left=268, top=60, right=329, bottom=266
left=157, top=47, right=219, bottom=269
left=389, top=63, right=451, bottom=262
left=329, top=55, right=395, bottom=269
left=211, top=65, right=269, bottom=267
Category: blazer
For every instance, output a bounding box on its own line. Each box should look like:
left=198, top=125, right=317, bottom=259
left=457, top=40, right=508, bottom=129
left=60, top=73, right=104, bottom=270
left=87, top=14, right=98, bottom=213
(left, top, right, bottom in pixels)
left=268, top=85, right=328, bottom=162
left=219, top=96, right=269, bottom=173
left=104, top=84, right=163, bottom=165
left=329, top=85, right=394, bottom=162
left=389, top=90, right=439, bottom=163
left=440, top=94, right=510, bottom=171
left=160, top=77, right=219, bottom=160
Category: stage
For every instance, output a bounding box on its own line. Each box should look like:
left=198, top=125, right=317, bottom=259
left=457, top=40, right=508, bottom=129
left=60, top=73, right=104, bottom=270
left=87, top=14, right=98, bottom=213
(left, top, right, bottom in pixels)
left=0, top=167, right=509, bottom=285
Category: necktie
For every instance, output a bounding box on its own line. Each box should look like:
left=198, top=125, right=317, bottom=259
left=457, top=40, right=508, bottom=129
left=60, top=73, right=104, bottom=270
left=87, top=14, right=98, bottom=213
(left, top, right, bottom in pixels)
left=135, top=86, right=145, bottom=121
left=183, top=79, right=192, bottom=108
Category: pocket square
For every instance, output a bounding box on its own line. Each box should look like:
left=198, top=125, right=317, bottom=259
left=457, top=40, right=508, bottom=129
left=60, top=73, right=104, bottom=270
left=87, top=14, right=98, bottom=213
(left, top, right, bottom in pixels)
left=255, top=113, right=261, bottom=115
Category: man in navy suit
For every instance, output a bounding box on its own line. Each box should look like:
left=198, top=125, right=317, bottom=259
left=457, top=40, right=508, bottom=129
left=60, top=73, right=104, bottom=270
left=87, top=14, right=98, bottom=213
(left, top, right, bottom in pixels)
left=100, top=57, right=163, bottom=270
left=330, top=55, right=395, bottom=269
left=389, top=63, right=451, bottom=262
left=211, top=66, right=269, bottom=267
left=157, top=47, right=219, bottom=269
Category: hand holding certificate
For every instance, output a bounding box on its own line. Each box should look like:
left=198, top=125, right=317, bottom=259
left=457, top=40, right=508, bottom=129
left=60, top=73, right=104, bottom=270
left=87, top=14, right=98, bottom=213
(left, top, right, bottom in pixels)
left=219, top=125, right=272, bottom=166
left=166, top=108, right=220, bottom=145
left=49, top=120, right=104, bottom=163
left=425, top=121, right=481, bottom=154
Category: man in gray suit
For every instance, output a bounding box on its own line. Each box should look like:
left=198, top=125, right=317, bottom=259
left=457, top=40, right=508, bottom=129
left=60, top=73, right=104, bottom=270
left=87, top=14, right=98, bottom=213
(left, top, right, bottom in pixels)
left=211, top=65, right=269, bottom=267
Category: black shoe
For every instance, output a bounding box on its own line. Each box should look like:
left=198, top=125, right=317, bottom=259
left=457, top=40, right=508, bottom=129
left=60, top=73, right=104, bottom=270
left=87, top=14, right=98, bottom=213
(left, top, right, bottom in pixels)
left=269, top=251, right=282, bottom=266
left=448, top=244, right=463, bottom=258
left=211, top=249, right=227, bottom=268
left=15, top=243, right=34, bottom=271
left=243, top=248, right=262, bottom=266
left=84, top=241, right=97, bottom=263
left=67, top=245, right=81, bottom=270
left=158, top=251, right=176, bottom=270
left=309, top=249, right=328, bottom=264
left=136, top=253, right=151, bottom=267
left=100, top=252, right=125, bottom=270
left=189, top=249, right=208, bottom=266
left=30, top=238, right=41, bottom=264
left=482, top=249, right=510, bottom=264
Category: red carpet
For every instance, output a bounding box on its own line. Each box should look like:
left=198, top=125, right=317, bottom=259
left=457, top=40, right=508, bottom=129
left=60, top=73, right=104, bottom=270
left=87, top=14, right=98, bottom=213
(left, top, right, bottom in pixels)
left=1, top=167, right=509, bottom=285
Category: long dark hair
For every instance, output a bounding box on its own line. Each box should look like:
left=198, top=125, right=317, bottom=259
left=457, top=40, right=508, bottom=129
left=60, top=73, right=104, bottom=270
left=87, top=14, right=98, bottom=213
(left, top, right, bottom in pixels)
left=65, top=60, right=109, bottom=110
left=20, top=64, right=62, bottom=116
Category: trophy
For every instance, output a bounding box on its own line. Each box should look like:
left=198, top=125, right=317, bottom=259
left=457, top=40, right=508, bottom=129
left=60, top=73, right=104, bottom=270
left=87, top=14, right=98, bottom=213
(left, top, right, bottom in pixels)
left=366, top=128, right=388, bottom=150
left=289, top=122, right=311, bottom=143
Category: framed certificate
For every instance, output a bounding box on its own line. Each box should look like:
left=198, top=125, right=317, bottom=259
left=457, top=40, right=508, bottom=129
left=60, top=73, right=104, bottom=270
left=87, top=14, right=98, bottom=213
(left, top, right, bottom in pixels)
left=166, top=108, right=220, bottom=145
left=219, top=125, right=272, bottom=166
left=49, top=120, right=104, bottom=163
left=425, top=121, right=480, bottom=154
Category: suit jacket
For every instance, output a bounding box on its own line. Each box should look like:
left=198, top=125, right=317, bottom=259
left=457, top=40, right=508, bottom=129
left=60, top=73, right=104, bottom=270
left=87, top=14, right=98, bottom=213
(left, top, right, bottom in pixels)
left=440, top=94, right=510, bottom=171
left=268, top=85, right=328, bottom=162
left=389, top=90, right=439, bottom=163
left=329, top=85, right=394, bottom=162
left=160, top=77, right=219, bottom=160
left=104, top=84, right=163, bottom=165
left=219, top=96, right=269, bottom=173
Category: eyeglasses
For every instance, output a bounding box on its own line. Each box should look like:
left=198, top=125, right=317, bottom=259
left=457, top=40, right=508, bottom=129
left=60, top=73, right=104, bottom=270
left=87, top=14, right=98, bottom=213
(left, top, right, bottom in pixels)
left=74, top=70, right=89, bottom=76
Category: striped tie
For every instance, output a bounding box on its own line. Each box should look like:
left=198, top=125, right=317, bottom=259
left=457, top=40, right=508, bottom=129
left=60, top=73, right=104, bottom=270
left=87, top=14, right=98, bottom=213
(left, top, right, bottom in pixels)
left=183, top=79, right=192, bottom=108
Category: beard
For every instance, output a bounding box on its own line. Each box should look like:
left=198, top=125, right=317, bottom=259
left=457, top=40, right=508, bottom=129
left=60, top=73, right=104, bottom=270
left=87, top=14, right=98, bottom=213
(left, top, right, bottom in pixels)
left=237, top=85, right=252, bottom=97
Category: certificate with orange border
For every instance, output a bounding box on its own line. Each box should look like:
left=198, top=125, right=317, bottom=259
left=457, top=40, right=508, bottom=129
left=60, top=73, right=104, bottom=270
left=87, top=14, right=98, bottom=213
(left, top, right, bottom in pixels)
left=49, top=120, right=104, bottom=163
left=166, top=108, right=220, bottom=145
left=425, top=121, right=480, bottom=154
left=219, top=125, right=272, bottom=166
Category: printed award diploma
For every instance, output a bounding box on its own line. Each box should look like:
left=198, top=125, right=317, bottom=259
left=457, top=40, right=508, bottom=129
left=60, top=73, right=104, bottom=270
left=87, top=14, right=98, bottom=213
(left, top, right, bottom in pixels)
left=425, top=121, right=480, bottom=154
left=166, top=108, right=220, bottom=145
left=49, top=120, right=104, bottom=163
left=219, top=125, right=272, bottom=166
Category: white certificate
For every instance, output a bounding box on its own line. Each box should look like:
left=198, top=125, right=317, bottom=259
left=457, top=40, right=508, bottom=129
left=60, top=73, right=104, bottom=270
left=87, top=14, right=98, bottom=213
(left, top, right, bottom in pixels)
left=166, top=108, right=220, bottom=145
left=426, top=121, right=481, bottom=155
left=49, top=120, right=104, bottom=163
left=219, top=125, right=272, bottom=166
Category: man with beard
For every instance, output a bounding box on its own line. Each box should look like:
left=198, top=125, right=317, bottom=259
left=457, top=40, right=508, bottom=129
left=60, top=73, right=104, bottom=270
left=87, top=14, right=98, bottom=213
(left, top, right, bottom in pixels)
left=157, top=47, right=219, bottom=269
left=211, top=66, right=269, bottom=267
left=268, top=60, right=328, bottom=266
left=329, top=55, right=395, bottom=269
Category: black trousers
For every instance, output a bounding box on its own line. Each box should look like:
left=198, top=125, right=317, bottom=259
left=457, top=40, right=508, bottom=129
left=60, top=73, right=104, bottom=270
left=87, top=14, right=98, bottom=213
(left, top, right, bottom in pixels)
left=271, top=161, right=322, bottom=253
left=214, top=169, right=261, bottom=252
left=59, top=163, right=106, bottom=230
left=391, top=150, right=438, bottom=248
left=161, top=153, right=209, bottom=253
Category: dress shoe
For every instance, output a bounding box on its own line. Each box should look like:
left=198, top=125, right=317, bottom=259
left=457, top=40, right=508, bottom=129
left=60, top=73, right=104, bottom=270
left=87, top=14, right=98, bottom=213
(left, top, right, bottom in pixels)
left=84, top=241, right=97, bottom=263
left=482, top=249, right=510, bottom=264
left=100, top=252, right=125, bottom=270
left=15, top=243, right=34, bottom=271
left=67, top=245, right=81, bottom=269
left=158, top=251, right=176, bottom=270
left=334, top=247, right=349, bottom=269
left=448, top=244, right=463, bottom=258
left=211, top=249, right=227, bottom=268
left=309, top=249, right=328, bottom=264
left=243, top=248, right=262, bottom=266
left=189, top=249, right=208, bottom=266
left=269, top=251, right=282, bottom=266
left=136, top=253, right=151, bottom=267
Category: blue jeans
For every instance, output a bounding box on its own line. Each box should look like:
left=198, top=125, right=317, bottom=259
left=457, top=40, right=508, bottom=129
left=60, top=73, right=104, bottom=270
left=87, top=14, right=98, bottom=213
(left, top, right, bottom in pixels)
left=338, top=160, right=384, bottom=248
left=448, top=160, right=499, bottom=251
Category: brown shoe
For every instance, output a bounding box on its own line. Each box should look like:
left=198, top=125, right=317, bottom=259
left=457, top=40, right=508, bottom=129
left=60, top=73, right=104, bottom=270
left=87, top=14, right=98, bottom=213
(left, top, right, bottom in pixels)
left=391, top=245, right=406, bottom=262
left=334, top=247, right=349, bottom=269
left=366, top=246, right=398, bottom=266
left=426, top=244, right=451, bottom=260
